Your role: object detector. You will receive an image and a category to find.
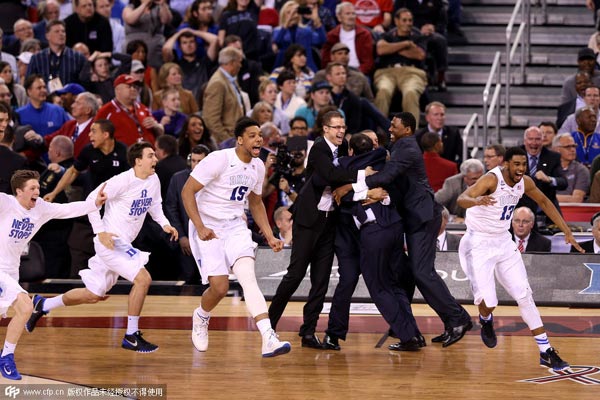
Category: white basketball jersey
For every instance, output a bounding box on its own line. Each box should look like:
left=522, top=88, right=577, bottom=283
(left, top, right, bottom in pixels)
left=465, top=167, right=525, bottom=234
left=190, top=148, right=265, bottom=220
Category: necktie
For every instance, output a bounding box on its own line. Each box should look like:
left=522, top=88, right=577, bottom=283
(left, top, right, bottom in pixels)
left=233, top=82, right=246, bottom=115
left=72, top=125, right=80, bottom=142
left=529, top=156, right=538, bottom=176
left=333, top=147, right=338, bottom=159
left=436, top=239, right=441, bottom=251
left=517, top=239, right=525, bottom=253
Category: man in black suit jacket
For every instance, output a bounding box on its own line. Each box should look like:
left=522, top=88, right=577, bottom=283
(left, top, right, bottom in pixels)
left=322, top=135, right=420, bottom=351
left=155, top=135, right=188, bottom=202
left=415, top=101, right=463, bottom=166
left=269, top=111, right=358, bottom=348
left=571, top=212, right=600, bottom=254
left=518, top=126, right=567, bottom=224
left=512, top=207, right=552, bottom=253
left=351, top=112, right=472, bottom=348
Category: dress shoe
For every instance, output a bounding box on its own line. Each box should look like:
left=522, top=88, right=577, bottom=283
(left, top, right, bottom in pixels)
left=301, top=334, right=324, bottom=349
left=416, top=334, right=426, bottom=348
left=442, top=320, right=473, bottom=348
left=431, top=330, right=450, bottom=343
left=388, top=337, right=421, bottom=352
left=322, top=334, right=341, bottom=351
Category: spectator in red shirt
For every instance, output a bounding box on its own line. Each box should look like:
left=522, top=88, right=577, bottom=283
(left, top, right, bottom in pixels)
left=421, top=131, right=457, bottom=192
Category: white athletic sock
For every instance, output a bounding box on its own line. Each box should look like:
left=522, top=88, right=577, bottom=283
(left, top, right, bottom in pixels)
left=126, top=316, right=139, bottom=335
left=534, top=333, right=551, bottom=353
left=197, top=306, right=210, bottom=319
left=480, top=313, right=492, bottom=321
left=232, top=257, right=268, bottom=318
left=256, top=318, right=272, bottom=336
left=2, top=341, right=16, bottom=357
left=43, top=295, right=65, bottom=312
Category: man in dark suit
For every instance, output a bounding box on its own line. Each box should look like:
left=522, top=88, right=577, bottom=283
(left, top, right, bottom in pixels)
left=512, top=207, right=552, bottom=253
left=352, top=112, right=472, bottom=347
left=323, top=134, right=421, bottom=351
left=571, top=212, right=600, bottom=254
left=415, top=101, right=463, bottom=166
left=517, top=126, right=567, bottom=225
left=0, top=103, right=27, bottom=194
left=269, top=110, right=359, bottom=349
left=155, top=135, right=188, bottom=202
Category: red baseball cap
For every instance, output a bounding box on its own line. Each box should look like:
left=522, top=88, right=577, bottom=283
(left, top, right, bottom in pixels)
left=113, top=74, right=138, bottom=88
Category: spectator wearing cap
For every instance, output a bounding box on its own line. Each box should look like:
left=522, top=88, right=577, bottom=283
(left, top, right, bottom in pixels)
left=321, top=2, right=374, bottom=75
left=16, top=51, right=32, bottom=85
left=27, top=20, right=89, bottom=86
left=295, top=80, right=344, bottom=130
left=560, top=48, right=600, bottom=104
left=570, top=212, right=600, bottom=254
left=0, top=28, right=18, bottom=82
left=202, top=47, right=247, bottom=144
left=25, top=91, right=99, bottom=158
left=54, top=83, right=85, bottom=114
left=274, top=69, right=307, bottom=123
left=129, top=59, right=154, bottom=108
left=313, top=41, right=374, bottom=101
left=17, top=74, right=71, bottom=138
left=95, top=73, right=163, bottom=145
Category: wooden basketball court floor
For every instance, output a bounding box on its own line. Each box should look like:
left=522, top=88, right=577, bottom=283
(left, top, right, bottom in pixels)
left=1, top=294, right=599, bottom=400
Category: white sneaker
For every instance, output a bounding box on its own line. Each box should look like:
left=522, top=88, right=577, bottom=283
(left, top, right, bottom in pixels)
left=192, top=308, right=209, bottom=352
left=261, top=329, right=291, bottom=358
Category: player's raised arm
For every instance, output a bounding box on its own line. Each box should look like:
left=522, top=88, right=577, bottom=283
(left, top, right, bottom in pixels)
left=457, top=173, right=498, bottom=209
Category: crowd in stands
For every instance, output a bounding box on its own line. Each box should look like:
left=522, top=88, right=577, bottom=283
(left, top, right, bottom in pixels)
left=0, top=0, right=598, bottom=283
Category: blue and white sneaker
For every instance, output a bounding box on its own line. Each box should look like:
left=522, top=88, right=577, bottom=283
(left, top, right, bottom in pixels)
left=0, top=354, right=22, bottom=380
left=261, top=329, right=291, bottom=358
left=122, top=331, right=158, bottom=353
left=25, top=294, right=48, bottom=333
left=540, top=347, right=570, bottom=372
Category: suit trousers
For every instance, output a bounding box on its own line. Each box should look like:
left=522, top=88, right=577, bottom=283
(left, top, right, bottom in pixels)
left=403, top=208, right=470, bottom=328
left=269, top=211, right=337, bottom=336
left=374, top=66, right=427, bottom=124
left=326, top=214, right=361, bottom=341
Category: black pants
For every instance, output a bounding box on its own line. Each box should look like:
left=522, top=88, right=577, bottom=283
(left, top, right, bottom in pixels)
left=403, top=207, right=470, bottom=328
left=269, top=211, right=337, bottom=336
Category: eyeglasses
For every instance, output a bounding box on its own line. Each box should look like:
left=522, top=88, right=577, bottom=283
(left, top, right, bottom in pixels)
left=560, top=145, right=577, bottom=149
left=327, top=125, right=347, bottom=130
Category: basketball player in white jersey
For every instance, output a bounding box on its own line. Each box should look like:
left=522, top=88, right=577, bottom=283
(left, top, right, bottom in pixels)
left=0, top=170, right=107, bottom=380
left=457, top=147, right=583, bottom=371
left=26, top=142, right=178, bottom=354
left=181, top=117, right=291, bottom=358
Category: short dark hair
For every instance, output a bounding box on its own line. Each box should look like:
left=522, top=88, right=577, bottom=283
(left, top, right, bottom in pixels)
left=420, top=131, right=440, bottom=151
left=393, top=112, right=416, bottom=134
left=234, top=116, right=260, bottom=138
left=276, top=69, right=296, bottom=88
left=156, top=134, right=178, bottom=156
left=289, top=116, right=308, bottom=128
left=1, top=124, right=15, bottom=145
left=45, top=19, right=65, bottom=33
left=93, top=119, right=115, bottom=139
left=127, top=141, right=154, bottom=167
left=191, top=144, right=211, bottom=157
left=0, top=102, right=10, bottom=115
left=11, top=170, right=40, bottom=195
left=23, top=74, right=44, bottom=91
left=178, top=31, right=196, bottom=43
left=538, top=121, right=557, bottom=133
left=223, top=34, right=242, bottom=47
left=349, top=133, right=373, bottom=155
left=322, top=110, right=343, bottom=127
left=283, top=44, right=305, bottom=68
left=504, top=146, right=527, bottom=161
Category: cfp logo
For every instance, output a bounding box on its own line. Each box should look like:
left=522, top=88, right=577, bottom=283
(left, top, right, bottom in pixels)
left=4, top=386, right=20, bottom=399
